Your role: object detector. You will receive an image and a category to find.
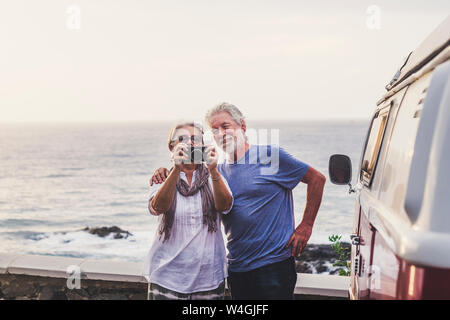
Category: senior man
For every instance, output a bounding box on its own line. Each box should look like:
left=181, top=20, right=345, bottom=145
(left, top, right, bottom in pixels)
left=150, top=102, right=326, bottom=300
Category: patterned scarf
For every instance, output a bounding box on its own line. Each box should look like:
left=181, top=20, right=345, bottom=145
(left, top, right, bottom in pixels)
left=159, top=164, right=218, bottom=242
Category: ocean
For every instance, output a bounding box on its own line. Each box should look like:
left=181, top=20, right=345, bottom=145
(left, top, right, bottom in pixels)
left=0, top=120, right=368, bottom=263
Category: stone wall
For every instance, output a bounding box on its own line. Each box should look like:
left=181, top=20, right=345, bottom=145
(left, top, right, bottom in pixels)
left=0, top=274, right=147, bottom=300
left=0, top=273, right=347, bottom=300
left=0, top=253, right=349, bottom=300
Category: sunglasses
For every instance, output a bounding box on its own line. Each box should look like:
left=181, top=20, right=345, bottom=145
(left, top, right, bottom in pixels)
left=172, top=135, right=203, bottom=144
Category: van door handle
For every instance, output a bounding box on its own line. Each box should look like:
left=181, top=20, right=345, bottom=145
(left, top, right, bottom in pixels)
left=350, top=233, right=361, bottom=245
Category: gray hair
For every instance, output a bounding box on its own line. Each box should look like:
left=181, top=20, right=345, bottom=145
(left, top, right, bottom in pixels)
left=205, top=102, right=245, bottom=127
left=167, top=120, right=204, bottom=150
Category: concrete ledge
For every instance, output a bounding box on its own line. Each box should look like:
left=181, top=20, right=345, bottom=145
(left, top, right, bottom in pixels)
left=295, top=273, right=350, bottom=298
left=0, top=254, right=23, bottom=274
left=0, top=253, right=349, bottom=299
left=7, top=255, right=85, bottom=279
left=79, top=259, right=146, bottom=283
left=1, top=253, right=146, bottom=283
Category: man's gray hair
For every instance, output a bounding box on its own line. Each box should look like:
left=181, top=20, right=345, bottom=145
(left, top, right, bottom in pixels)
left=205, top=102, right=245, bottom=127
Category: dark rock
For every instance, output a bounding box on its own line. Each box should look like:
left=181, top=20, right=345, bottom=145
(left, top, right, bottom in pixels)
left=38, top=286, right=67, bottom=300
left=83, top=226, right=133, bottom=239
left=93, top=293, right=128, bottom=300
left=52, top=291, right=68, bottom=300
left=2, top=280, right=34, bottom=298
left=86, top=286, right=98, bottom=296
left=295, top=243, right=351, bottom=274
left=295, top=261, right=313, bottom=273
left=37, top=286, right=54, bottom=300
left=66, top=291, right=89, bottom=300
left=128, top=293, right=147, bottom=300
left=316, top=264, right=331, bottom=274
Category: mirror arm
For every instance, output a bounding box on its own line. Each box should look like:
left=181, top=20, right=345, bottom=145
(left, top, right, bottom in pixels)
left=348, top=181, right=362, bottom=194
left=348, top=183, right=356, bottom=194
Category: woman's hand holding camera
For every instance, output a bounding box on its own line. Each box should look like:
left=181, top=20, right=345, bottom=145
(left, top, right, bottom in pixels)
left=170, top=143, right=219, bottom=172
left=204, top=145, right=219, bottom=171
left=171, top=143, right=189, bottom=168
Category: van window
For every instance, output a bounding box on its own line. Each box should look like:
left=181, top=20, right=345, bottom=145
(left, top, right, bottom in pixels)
left=360, top=107, right=390, bottom=186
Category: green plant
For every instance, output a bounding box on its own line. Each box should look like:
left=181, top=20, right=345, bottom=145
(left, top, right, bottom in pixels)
left=328, top=234, right=351, bottom=276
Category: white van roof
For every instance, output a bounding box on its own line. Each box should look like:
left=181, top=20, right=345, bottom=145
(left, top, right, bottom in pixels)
left=385, top=16, right=450, bottom=91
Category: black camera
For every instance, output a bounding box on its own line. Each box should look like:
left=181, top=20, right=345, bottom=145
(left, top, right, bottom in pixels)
left=189, top=146, right=208, bottom=164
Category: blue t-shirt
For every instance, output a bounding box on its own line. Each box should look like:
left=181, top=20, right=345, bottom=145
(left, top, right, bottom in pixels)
left=218, top=144, right=310, bottom=272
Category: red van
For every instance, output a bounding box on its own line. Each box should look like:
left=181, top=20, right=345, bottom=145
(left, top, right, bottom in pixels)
left=329, top=17, right=450, bottom=299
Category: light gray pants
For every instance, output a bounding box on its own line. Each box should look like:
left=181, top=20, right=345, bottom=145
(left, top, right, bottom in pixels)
left=147, top=281, right=225, bottom=300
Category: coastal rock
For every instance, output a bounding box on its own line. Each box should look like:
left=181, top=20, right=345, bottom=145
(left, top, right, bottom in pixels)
left=295, top=243, right=351, bottom=275
left=82, top=226, right=133, bottom=239
left=37, top=286, right=67, bottom=300
left=1, top=279, right=37, bottom=298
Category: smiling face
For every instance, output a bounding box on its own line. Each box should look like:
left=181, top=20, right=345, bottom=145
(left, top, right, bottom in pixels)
left=208, top=111, right=247, bottom=157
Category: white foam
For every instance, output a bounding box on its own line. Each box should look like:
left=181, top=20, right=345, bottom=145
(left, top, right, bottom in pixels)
left=22, top=228, right=159, bottom=262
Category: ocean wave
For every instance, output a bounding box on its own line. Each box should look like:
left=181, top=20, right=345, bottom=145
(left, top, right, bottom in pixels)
left=107, top=154, right=132, bottom=158
left=43, top=174, right=73, bottom=178
left=1, top=230, right=43, bottom=240
left=2, top=218, right=47, bottom=227
left=20, top=229, right=148, bottom=263
left=112, top=212, right=136, bottom=217
left=109, top=202, right=126, bottom=206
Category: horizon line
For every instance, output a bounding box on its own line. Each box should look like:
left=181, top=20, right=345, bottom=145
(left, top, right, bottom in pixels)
left=0, top=118, right=370, bottom=124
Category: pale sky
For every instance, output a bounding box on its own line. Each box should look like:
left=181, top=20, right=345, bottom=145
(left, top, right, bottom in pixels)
left=1, top=1, right=449, bottom=122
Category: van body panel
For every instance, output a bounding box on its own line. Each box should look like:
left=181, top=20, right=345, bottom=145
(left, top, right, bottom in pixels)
left=370, top=229, right=400, bottom=299
left=368, top=201, right=450, bottom=269
left=378, top=72, right=433, bottom=223
left=412, top=61, right=450, bottom=232
left=397, top=261, right=450, bottom=299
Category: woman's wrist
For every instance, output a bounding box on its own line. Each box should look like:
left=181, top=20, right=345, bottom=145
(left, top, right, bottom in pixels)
left=172, top=166, right=181, bottom=175
left=209, top=167, right=221, bottom=180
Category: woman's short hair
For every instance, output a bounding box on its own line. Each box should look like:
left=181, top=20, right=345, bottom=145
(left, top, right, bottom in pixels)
left=167, top=121, right=204, bottom=150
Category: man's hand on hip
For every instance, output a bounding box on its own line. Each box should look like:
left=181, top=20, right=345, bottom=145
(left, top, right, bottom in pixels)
left=285, top=223, right=313, bottom=257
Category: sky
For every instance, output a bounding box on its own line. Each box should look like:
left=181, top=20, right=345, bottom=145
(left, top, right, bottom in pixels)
left=0, top=0, right=449, bottom=122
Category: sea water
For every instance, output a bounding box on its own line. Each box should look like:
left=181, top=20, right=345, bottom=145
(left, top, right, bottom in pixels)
left=0, top=120, right=368, bottom=262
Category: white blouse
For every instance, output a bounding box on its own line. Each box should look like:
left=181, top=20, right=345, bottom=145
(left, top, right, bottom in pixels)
left=142, top=170, right=233, bottom=293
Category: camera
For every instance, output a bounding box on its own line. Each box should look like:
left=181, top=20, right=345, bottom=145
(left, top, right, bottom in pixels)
left=189, top=146, right=208, bottom=164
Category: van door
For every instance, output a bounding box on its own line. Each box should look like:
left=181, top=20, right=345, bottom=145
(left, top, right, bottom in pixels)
left=352, top=98, right=400, bottom=299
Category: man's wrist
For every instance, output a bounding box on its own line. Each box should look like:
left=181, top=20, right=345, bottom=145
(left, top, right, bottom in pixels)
left=298, top=221, right=314, bottom=229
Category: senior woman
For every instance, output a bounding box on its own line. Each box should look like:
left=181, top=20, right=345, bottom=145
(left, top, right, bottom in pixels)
left=142, top=121, right=233, bottom=300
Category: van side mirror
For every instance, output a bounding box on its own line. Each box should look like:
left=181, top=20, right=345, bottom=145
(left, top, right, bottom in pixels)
left=329, top=154, right=352, bottom=185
